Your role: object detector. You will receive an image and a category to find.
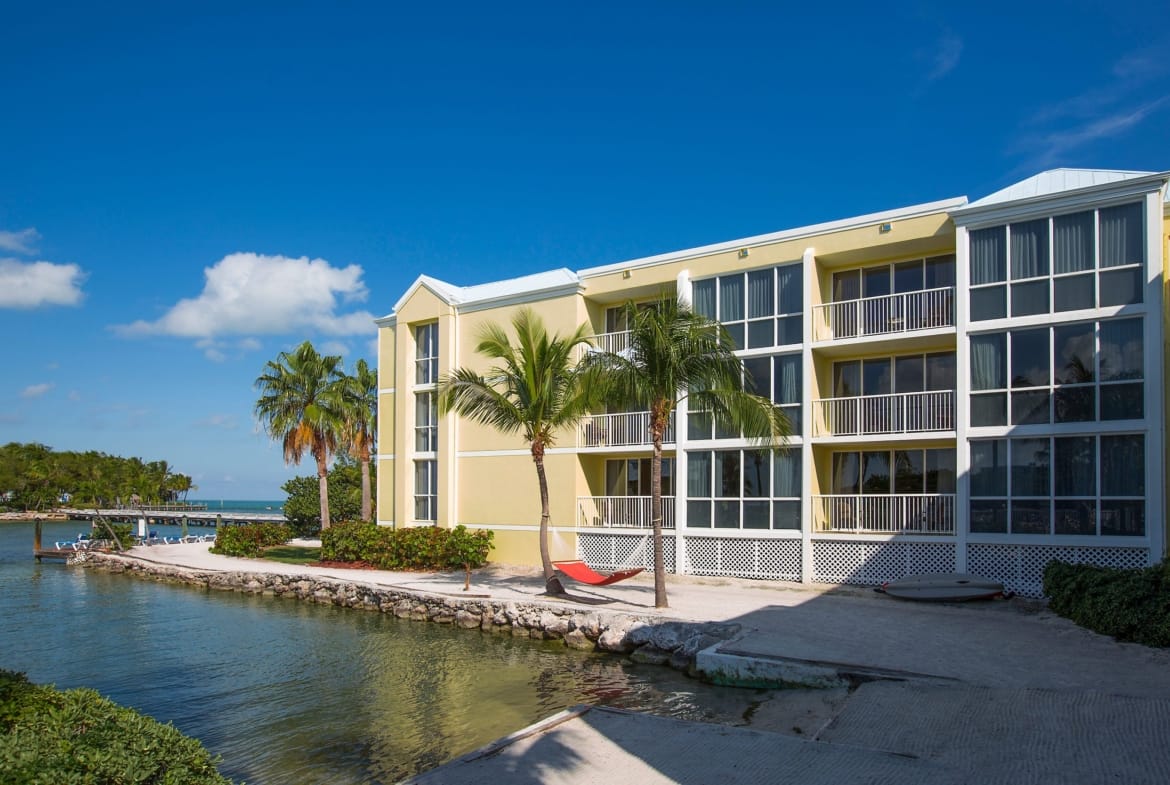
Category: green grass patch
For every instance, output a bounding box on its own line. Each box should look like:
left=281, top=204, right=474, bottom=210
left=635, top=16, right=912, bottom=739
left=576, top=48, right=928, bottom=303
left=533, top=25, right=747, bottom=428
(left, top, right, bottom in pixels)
left=262, top=545, right=321, bottom=565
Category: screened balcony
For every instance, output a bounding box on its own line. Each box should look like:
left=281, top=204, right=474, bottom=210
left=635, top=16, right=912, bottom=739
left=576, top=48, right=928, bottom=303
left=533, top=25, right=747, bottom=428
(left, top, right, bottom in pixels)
left=813, top=494, right=955, bottom=535
left=812, top=390, right=955, bottom=437
left=578, top=411, right=675, bottom=448
left=577, top=495, right=676, bottom=529
left=813, top=287, right=955, bottom=341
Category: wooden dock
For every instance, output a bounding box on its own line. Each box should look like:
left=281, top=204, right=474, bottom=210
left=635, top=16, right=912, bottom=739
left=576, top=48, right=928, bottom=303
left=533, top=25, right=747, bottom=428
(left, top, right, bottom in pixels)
left=59, top=507, right=286, bottom=527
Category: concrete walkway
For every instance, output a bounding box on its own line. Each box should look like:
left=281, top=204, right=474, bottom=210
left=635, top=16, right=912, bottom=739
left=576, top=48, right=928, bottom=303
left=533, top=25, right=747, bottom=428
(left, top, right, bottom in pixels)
left=120, top=541, right=1170, bottom=784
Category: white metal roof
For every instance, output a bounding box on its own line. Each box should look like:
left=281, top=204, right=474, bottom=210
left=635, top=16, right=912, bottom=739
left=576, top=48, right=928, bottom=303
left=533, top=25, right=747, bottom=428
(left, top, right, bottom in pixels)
left=966, top=169, right=1157, bottom=208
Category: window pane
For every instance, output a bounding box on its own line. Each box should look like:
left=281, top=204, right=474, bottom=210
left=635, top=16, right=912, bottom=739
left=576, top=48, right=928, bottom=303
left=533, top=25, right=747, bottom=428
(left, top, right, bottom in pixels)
left=895, top=356, right=925, bottom=393
left=1012, top=501, right=1050, bottom=534
left=1099, top=318, right=1143, bottom=381
left=774, top=355, right=801, bottom=405
left=1099, top=268, right=1143, bottom=306
left=1054, top=274, right=1095, bottom=312
left=693, top=279, right=716, bottom=319
left=1100, top=383, right=1143, bottom=420
left=747, top=269, right=774, bottom=318
left=833, top=360, right=861, bottom=397
left=773, top=450, right=800, bottom=497
left=715, top=451, right=740, bottom=496
left=747, top=319, right=774, bottom=348
left=723, top=322, right=744, bottom=351
left=863, top=266, right=890, bottom=297
left=970, top=227, right=1006, bottom=284
left=743, top=356, right=771, bottom=398
left=1054, top=500, right=1095, bottom=535
left=1011, top=280, right=1049, bottom=316
left=777, top=265, right=802, bottom=313
left=1101, top=435, right=1144, bottom=496
left=925, top=255, right=956, bottom=288
left=687, top=412, right=712, bottom=440
left=743, top=451, right=770, bottom=498
left=773, top=501, right=801, bottom=530
left=926, top=449, right=957, bottom=493
left=1011, top=391, right=1050, bottom=424
left=1099, top=202, right=1144, bottom=268
left=971, top=286, right=1006, bottom=321
left=861, top=451, right=891, bottom=493
left=970, top=393, right=1007, bottom=426
left=686, top=500, right=712, bottom=528
left=971, top=333, right=1006, bottom=390
left=687, top=451, right=712, bottom=496
left=831, top=452, right=859, bottom=495
left=894, top=260, right=923, bottom=293
left=1053, top=211, right=1094, bottom=273
left=719, top=275, right=744, bottom=321
left=1053, top=323, right=1094, bottom=384
left=970, top=500, right=1007, bottom=533
left=1011, top=329, right=1049, bottom=387
left=1100, top=500, right=1144, bottom=536
left=1054, top=437, right=1095, bottom=496
left=893, top=450, right=924, bottom=493
left=926, top=353, right=956, bottom=391
left=743, top=501, right=770, bottom=529
left=714, top=500, right=739, bottom=528
left=833, top=270, right=860, bottom=301
left=862, top=358, right=892, bottom=395
left=776, top=316, right=802, bottom=345
left=1011, top=219, right=1049, bottom=279
left=1054, top=387, right=1094, bottom=422
left=970, top=440, right=1007, bottom=496
left=1011, top=438, right=1050, bottom=496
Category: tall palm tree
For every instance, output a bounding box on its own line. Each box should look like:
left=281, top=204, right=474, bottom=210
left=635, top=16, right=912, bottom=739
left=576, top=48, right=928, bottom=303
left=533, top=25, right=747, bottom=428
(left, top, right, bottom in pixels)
left=438, top=309, right=597, bottom=594
left=330, top=358, right=378, bottom=521
left=581, top=296, right=790, bottom=608
left=255, top=341, right=345, bottom=529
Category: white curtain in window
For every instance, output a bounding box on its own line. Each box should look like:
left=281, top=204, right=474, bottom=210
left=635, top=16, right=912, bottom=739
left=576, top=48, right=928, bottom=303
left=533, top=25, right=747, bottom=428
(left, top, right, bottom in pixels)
left=773, top=450, right=800, bottom=497
left=970, top=227, right=1005, bottom=285
left=747, top=270, right=773, bottom=318
left=970, top=334, right=1005, bottom=390
left=1054, top=212, right=1093, bottom=273
left=775, top=355, right=800, bottom=405
left=719, top=275, right=744, bottom=321
left=777, top=264, right=801, bottom=313
left=1011, top=219, right=1049, bottom=279
left=692, top=280, right=716, bottom=319
left=1099, top=203, right=1144, bottom=268
left=687, top=451, right=711, bottom=497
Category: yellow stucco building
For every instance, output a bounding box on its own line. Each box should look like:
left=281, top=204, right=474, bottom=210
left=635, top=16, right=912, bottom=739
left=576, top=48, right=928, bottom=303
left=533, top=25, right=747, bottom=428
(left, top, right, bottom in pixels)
left=376, top=168, right=1170, bottom=596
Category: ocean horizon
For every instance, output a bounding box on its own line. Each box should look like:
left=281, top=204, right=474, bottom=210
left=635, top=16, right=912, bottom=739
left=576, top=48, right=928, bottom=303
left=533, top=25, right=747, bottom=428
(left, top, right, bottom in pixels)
left=187, top=499, right=284, bottom=514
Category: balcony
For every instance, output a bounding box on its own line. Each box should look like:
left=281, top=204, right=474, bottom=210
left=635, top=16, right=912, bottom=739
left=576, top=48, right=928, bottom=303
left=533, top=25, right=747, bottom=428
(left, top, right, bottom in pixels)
left=812, top=391, right=954, bottom=437
left=590, top=330, right=631, bottom=355
left=813, top=287, right=954, bottom=342
left=813, top=494, right=955, bottom=535
left=578, top=411, right=675, bottom=448
left=577, top=495, right=676, bottom=529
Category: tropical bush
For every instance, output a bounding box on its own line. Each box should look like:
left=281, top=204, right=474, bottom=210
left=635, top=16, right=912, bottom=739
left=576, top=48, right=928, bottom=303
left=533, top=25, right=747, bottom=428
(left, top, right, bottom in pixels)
left=1043, top=558, right=1170, bottom=647
left=0, top=669, right=234, bottom=785
left=281, top=463, right=369, bottom=537
left=210, top=522, right=292, bottom=558
left=321, top=522, right=493, bottom=579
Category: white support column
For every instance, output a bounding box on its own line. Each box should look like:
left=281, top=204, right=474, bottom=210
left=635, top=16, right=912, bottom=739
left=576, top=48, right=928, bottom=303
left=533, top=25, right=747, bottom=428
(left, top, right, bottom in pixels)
left=954, top=226, right=971, bottom=573
left=674, top=268, right=691, bottom=574
left=800, top=247, right=816, bottom=584
left=1143, top=190, right=1165, bottom=564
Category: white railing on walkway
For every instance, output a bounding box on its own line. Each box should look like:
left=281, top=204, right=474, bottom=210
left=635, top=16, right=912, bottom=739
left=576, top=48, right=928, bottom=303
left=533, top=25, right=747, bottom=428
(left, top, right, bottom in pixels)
left=813, top=287, right=954, bottom=341
left=813, top=494, right=955, bottom=535
left=591, top=330, right=632, bottom=355
left=578, top=411, right=675, bottom=448
left=812, top=390, right=954, bottom=436
left=578, top=495, right=676, bottom=529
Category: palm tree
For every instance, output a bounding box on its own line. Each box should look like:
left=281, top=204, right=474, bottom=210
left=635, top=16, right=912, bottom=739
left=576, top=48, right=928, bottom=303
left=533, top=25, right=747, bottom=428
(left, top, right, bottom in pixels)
left=581, top=296, right=790, bottom=608
left=438, top=309, right=597, bottom=594
left=255, top=341, right=345, bottom=530
left=330, top=358, right=378, bottom=521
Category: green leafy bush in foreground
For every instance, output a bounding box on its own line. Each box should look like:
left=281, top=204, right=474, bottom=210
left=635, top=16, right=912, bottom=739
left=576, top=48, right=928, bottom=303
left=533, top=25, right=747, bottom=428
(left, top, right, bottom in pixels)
left=210, top=522, right=292, bottom=558
left=0, top=669, right=234, bottom=785
left=322, top=522, right=493, bottom=587
left=1043, top=558, right=1170, bottom=647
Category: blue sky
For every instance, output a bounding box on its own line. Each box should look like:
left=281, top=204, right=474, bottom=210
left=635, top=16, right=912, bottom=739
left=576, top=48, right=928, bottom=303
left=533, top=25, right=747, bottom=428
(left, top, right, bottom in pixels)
left=1, top=2, right=1167, bottom=499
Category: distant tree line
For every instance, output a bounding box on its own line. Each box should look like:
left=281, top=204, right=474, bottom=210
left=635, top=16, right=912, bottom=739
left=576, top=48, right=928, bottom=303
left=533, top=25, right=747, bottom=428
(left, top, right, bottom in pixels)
left=0, top=442, right=195, bottom=511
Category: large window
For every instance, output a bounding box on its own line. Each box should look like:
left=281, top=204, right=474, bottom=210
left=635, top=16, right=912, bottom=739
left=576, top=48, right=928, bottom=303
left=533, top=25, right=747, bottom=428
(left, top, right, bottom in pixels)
left=687, top=352, right=802, bottom=438
left=414, top=392, right=438, bottom=451
left=686, top=449, right=800, bottom=530
left=969, top=203, right=1145, bottom=321
left=692, top=263, right=803, bottom=349
left=413, top=322, right=439, bottom=522
left=605, top=458, right=674, bottom=497
left=414, top=460, right=437, bottom=522
left=969, top=317, right=1143, bottom=427
left=415, top=322, right=439, bottom=384
left=969, top=435, right=1145, bottom=537
left=830, top=449, right=956, bottom=495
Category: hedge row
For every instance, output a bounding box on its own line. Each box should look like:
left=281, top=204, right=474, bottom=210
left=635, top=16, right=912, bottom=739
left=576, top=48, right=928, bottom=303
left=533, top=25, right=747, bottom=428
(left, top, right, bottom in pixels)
left=321, top=522, right=493, bottom=572
left=210, top=522, right=292, bottom=558
left=0, top=669, right=234, bottom=785
left=1043, top=558, right=1170, bottom=647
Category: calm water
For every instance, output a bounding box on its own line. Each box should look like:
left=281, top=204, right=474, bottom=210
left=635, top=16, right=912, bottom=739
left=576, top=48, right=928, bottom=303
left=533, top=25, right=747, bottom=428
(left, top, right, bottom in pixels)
left=1, top=521, right=762, bottom=784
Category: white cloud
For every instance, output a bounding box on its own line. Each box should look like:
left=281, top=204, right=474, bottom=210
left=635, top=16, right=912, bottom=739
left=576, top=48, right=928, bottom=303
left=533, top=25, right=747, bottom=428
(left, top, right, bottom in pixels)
left=320, top=340, right=349, bottom=357
left=0, top=259, right=86, bottom=308
left=238, top=337, right=262, bottom=351
left=21, top=382, right=54, bottom=398
left=0, top=228, right=39, bottom=255
left=196, top=413, right=239, bottom=430
left=113, top=252, right=377, bottom=341
left=1022, top=97, right=1168, bottom=168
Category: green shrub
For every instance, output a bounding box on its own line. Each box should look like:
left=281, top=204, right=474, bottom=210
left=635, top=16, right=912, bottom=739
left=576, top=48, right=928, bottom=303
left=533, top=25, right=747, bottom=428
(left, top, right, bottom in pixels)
left=1043, top=558, right=1170, bottom=647
left=0, top=669, right=235, bottom=784
left=281, top=463, right=369, bottom=537
left=210, top=522, right=292, bottom=558
left=321, top=522, right=494, bottom=580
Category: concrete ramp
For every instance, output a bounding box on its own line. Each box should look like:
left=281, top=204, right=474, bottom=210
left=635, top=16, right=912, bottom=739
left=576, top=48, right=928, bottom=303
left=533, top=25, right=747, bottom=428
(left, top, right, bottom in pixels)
left=399, top=704, right=944, bottom=785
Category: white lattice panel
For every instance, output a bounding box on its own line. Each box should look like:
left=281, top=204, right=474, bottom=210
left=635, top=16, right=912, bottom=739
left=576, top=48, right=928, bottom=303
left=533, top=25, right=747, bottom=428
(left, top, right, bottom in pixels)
left=812, top=540, right=956, bottom=585
left=683, top=537, right=802, bottom=581
left=578, top=533, right=675, bottom=572
left=966, top=544, right=1150, bottom=598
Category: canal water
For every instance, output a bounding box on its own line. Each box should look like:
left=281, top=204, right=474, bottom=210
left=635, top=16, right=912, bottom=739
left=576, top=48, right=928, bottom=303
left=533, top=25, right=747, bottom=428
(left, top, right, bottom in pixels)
left=1, top=521, right=764, bottom=784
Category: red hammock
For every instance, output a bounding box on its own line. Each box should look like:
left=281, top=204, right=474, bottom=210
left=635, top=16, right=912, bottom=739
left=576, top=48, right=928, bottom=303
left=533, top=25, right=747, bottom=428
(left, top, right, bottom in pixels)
left=553, top=560, right=645, bottom=586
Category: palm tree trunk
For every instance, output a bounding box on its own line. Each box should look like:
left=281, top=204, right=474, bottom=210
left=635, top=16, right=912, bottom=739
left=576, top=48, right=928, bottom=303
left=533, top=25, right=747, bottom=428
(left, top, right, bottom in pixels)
left=359, top=445, right=372, bottom=522
left=533, top=449, right=565, bottom=595
left=315, top=451, right=331, bottom=530
left=650, top=434, right=668, bottom=609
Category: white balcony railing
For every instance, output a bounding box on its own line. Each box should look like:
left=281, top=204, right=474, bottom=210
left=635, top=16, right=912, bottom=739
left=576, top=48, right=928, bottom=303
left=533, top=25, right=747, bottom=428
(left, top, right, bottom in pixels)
left=578, top=495, right=676, bottom=529
left=813, top=287, right=954, bottom=341
left=812, top=390, right=954, bottom=436
left=591, top=330, right=632, bottom=355
left=578, top=411, right=675, bottom=448
left=813, top=494, right=955, bottom=535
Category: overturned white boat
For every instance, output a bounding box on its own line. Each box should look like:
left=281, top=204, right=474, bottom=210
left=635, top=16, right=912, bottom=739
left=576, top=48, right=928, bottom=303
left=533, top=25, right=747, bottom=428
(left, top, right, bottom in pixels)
left=878, top=573, right=1005, bottom=602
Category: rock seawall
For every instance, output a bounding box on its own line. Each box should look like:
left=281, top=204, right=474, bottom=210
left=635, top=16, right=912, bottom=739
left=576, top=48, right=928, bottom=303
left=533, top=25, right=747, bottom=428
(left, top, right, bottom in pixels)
left=77, top=552, right=740, bottom=675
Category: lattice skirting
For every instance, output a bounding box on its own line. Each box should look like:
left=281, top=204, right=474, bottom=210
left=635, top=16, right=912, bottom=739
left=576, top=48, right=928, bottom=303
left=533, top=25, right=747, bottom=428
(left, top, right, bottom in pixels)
left=684, top=537, right=801, bottom=581
left=812, top=540, right=957, bottom=586
left=578, top=532, right=675, bottom=572
left=966, top=544, right=1150, bottom=598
